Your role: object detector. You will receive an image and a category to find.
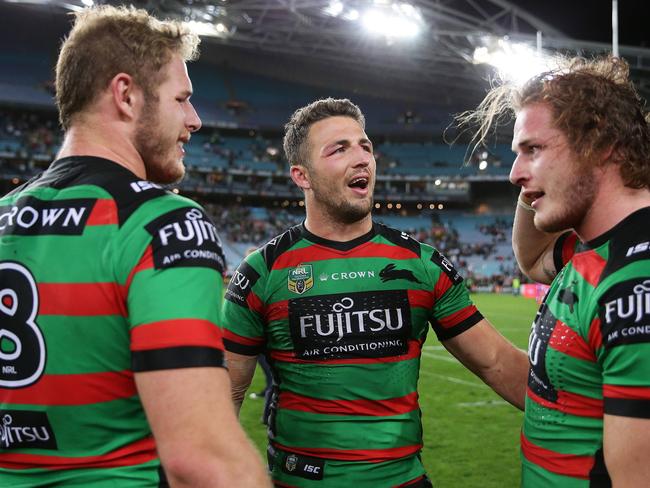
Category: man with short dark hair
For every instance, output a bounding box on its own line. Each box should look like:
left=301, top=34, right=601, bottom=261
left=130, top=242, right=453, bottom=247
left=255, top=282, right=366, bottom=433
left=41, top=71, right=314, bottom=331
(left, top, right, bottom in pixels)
left=223, top=97, right=528, bottom=487
left=465, top=56, right=650, bottom=486
left=0, top=6, right=270, bottom=487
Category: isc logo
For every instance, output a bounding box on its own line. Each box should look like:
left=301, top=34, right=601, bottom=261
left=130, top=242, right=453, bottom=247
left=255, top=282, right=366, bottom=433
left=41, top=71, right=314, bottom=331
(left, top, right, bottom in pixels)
left=626, top=241, right=649, bottom=257
left=303, top=464, right=321, bottom=474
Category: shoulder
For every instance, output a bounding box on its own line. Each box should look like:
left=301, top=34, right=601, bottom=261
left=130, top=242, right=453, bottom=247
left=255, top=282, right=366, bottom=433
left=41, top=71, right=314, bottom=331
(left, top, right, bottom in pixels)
left=257, top=223, right=305, bottom=271
left=373, top=222, right=422, bottom=257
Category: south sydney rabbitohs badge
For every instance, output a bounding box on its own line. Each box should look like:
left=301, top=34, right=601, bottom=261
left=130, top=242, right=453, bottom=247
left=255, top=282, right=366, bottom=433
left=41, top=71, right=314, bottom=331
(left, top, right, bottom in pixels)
left=288, top=264, right=313, bottom=294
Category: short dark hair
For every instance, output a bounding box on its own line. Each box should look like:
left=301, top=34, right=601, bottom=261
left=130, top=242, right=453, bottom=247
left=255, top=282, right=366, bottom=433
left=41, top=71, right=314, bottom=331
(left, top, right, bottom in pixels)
left=459, top=55, right=650, bottom=190
left=283, top=98, right=365, bottom=167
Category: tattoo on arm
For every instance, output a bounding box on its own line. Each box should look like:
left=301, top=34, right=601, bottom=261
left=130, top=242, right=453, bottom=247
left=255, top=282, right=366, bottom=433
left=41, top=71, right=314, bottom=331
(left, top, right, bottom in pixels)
left=542, top=262, right=557, bottom=281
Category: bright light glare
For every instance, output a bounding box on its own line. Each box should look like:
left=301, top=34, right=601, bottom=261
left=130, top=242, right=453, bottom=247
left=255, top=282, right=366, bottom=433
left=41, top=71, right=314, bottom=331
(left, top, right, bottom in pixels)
left=343, top=9, right=359, bottom=21
left=324, top=0, right=344, bottom=17
left=473, top=38, right=554, bottom=85
left=81, top=0, right=94, bottom=6
left=186, top=21, right=228, bottom=37
left=362, top=8, right=420, bottom=38
left=478, top=160, right=488, bottom=171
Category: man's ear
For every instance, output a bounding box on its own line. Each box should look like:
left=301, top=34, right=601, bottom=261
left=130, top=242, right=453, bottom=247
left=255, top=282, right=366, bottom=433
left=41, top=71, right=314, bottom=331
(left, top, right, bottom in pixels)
left=110, top=72, right=141, bottom=121
left=290, top=164, right=311, bottom=190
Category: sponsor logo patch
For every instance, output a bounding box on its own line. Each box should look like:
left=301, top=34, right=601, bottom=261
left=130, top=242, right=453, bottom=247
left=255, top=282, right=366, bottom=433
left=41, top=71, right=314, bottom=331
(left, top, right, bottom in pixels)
left=600, top=279, right=650, bottom=348
left=145, top=207, right=225, bottom=273
left=318, top=270, right=376, bottom=282
left=287, top=264, right=314, bottom=295
left=0, top=410, right=57, bottom=450
left=527, top=299, right=559, bottom=403
left=281, top=452, right=324, bottom=480
left=288, top=290, right=411, bottom=360
left=225, top=261, right=260, bottom=307
left=430, top=250, right=463, bottom=284
left=0, top=197, right=94, bottom=236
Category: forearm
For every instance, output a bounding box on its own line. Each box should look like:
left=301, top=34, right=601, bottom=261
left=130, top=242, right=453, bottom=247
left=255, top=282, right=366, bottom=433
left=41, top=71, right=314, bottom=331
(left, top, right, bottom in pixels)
left=444, top=320, right=529, bottom=410
left=226, top=351, right=257, bottom=416
left=512, top=191, right=561, bottom=284
left=475, top=344, right=528, bottom=410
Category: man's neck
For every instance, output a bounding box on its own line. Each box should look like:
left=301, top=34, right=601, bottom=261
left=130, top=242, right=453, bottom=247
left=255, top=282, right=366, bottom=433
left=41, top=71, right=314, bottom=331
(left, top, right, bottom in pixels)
left=56, top=120, right=146, bottom=180
left=303, top=210, right=373, bottom=242
left=576, top=166, right=650, bottom=242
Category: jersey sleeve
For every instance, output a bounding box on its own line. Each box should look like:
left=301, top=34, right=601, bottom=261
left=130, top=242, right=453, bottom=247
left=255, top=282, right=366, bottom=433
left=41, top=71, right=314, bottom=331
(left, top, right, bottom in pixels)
left=426, top=248, right=483, bottom=340
left=117, top=203, right=228, bottom=372
left=553, top=231, right=580, bottom=272
left=596, top=275, right=650, bottom=418
left=221, top=251, right=267, bottom=356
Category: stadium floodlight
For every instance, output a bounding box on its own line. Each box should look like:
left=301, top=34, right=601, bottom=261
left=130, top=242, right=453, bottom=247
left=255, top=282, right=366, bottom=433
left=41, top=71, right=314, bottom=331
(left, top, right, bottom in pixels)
left=362, top=8, right=420, bottom=39
left=343, top=9, right=360, bottom=21
left=473, top=37, right=554, bottom=85
left=361, top=1, right=422, bottom=39
left=324, top=0, right=344, bottom=17
left=185, top=20, right=230, bottom=38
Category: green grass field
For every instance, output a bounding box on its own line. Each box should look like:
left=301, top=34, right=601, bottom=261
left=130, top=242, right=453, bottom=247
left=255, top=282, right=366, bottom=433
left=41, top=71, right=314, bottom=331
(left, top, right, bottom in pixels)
left=239, top=293, right=538, bottom=487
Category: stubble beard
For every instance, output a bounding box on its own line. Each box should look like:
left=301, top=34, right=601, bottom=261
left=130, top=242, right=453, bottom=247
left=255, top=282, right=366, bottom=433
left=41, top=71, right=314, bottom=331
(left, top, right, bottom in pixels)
left=134, top=97, right=185, bottom=185
left=312, top=178, right=374, bottom=225
left=534, top=165, right=597, bottom=233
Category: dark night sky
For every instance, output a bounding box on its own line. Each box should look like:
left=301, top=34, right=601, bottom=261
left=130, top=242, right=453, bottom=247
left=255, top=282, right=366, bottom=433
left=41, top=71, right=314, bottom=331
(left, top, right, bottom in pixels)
left=517, top=0, right=650, bottom=47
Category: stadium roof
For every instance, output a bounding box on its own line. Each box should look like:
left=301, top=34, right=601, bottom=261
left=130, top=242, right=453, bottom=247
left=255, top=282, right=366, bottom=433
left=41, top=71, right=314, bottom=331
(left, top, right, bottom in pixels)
left=2, top=0, right=650, bottom=110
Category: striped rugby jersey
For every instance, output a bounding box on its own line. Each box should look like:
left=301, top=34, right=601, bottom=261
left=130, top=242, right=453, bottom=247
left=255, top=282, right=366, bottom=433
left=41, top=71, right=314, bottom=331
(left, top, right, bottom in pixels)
left=521, top=207, right=650, bottom=487
left=222, top=222, right=482, bottom=484
left=0, top=156, right=226, bottom=487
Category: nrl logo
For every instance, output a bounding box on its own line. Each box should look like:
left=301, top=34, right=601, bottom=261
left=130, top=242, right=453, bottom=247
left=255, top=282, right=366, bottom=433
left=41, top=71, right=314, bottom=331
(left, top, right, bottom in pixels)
left=288, top=264, right=314, bottom=294
left=285, top=454, right=298, bottom=472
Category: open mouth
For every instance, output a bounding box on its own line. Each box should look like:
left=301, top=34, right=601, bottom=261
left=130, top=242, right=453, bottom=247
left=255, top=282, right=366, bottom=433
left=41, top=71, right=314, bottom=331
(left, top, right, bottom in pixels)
left=348, top=176, right=369, bottom=190
left=523, top=190, right=545, bottom=206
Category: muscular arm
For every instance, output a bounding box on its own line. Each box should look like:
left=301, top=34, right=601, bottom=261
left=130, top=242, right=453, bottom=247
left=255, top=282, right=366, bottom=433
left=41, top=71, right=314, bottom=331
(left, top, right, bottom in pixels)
left=135, top=367, right=271, bottom=488
left=512, top=191, right=563, bottom=285
left=225, top=351, right=258, bottom=416
left=443, top=319, right=529, bottom=410
left=604, top=414, right=650, bottom=486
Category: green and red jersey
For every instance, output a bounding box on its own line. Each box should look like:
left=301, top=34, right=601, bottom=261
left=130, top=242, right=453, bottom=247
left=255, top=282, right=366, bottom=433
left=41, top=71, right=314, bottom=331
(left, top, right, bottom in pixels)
left=0, top=156, right=227, bottom=487
left=222, top=223, right=482, bottom=485
left=521, top=207, right=650, bottom=487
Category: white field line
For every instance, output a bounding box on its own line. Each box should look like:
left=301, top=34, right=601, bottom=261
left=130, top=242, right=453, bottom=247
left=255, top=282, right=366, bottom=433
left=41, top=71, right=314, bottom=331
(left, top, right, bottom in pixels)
left=419, top=369, right=486, bottom=389
left=456, top=400, right=508, bottom=407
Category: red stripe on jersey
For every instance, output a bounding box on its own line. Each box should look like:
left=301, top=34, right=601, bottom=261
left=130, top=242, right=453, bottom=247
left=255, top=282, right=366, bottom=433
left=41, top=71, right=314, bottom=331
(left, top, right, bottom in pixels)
left=0, top=436, right=156, bottom=470
left=131, top=319, right=223, bottom=351
left=548, top=320, right=596, bottom=362
left=279, top=391, right=419, bottom=416
left=520, top=432, right=593, bottom=479
left=222, top=328, right=264, bottom=347
left=432, top=272, right=452, bottom=300
left=38, top=282, right=127, bottom=316
left=527, top=387, right=603, bottom=418
left=86, top=198, right=118, bottom=226
left=571, top=250, right=606, bottom=288
left=269, top=339, right=421, bottom=364
left=247, top=290, right=264, bottom=315
left=587, top=316, right=603, bottom=351
left=603, top=384, right=650, bottom=400
left=272, top=243, right=418, bottom=270
left=437, top=305, right=479, bottom=329
left=2, top=371, right=136, bottom=406
left=272, top=441, right=422, bottom=463
left=267, top=300, right=288, bottom=322
left=562, top=232, right=579, bottom=266
left=124, top=246, right=155, bottom=292
left=408, top=289, right=433, bottom=310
